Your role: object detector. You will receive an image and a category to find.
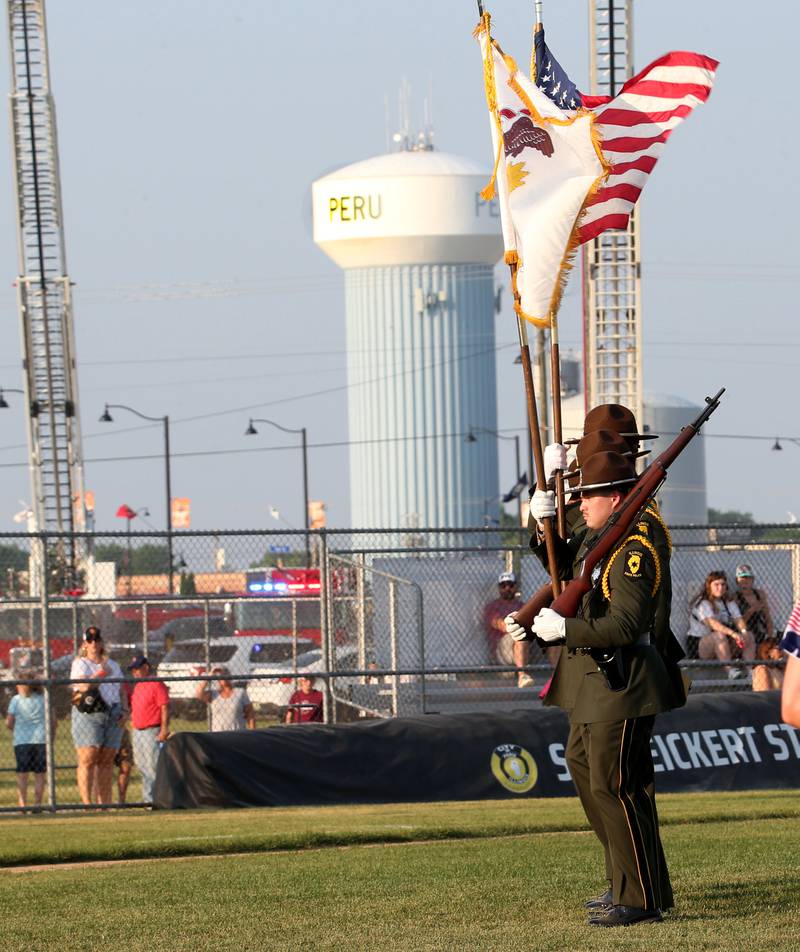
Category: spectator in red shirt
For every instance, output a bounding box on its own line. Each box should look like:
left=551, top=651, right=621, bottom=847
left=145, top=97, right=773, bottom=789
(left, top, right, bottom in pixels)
left=128, top=656, right=170, bottom=803
left=285, top=675, right=324, bottom=724
left=483, top=572, right=533, bottom=688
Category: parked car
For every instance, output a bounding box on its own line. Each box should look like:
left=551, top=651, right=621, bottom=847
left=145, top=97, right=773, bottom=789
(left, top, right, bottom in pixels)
left=149, top=615, right=231, bottom=649
left=248, top=645, right=360, bottom=713
left=156, top=636, right=316, bottom=718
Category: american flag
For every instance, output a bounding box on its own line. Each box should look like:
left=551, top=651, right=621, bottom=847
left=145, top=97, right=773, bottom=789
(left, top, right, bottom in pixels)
left=533, top=28, right=718, bottom=242
left=781, top=602, right=800, bottom=658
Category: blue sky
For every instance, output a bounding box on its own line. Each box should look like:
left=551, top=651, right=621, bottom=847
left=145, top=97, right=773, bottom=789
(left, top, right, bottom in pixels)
left=0, top=0, right=796, bottom=533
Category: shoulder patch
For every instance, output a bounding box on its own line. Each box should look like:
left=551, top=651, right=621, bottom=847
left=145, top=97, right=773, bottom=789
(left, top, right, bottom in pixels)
left=625, top=550, right=644, bottom=577
left=636, top=520, right=649, bottom=535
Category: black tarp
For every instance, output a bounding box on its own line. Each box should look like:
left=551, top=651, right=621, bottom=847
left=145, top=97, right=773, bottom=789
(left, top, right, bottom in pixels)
left=153, top=691, right=800, bottom=809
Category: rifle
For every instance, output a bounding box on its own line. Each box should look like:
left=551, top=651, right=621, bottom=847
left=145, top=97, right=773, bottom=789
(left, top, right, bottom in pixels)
left=515, top=388, right=725, bottom=640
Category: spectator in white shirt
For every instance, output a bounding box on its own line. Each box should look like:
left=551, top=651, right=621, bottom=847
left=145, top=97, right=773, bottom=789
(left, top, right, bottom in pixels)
left=687, top=571, right=755, bottom=680
left=70, top=627, right=127, bottom=804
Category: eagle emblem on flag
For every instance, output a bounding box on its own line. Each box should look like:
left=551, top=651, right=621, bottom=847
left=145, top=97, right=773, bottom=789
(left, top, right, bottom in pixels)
left=501, top=110, right=554, bottom=159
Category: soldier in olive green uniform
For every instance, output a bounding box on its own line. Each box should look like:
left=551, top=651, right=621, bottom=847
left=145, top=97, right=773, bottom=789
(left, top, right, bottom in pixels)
left=511, top=448, right=680, bottom=927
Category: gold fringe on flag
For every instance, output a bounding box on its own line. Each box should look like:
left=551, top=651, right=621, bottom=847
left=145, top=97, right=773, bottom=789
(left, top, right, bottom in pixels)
left=475, top=12, right=613, bottom=329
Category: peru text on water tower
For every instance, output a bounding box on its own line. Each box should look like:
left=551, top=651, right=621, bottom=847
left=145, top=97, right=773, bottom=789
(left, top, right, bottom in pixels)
left=313, top=151, right=502, bottom=268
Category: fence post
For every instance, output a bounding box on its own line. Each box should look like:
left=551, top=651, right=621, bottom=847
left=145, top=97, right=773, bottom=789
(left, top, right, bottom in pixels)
left=356, top=552, right=366, bottom=681
left=389, top=578, right=398, bottom=717
left=416, top=582, right=427, bottom=714
left=318, top=531, right=333, bottom=723
left=291, top=599, right=298, bottom=672
left=70, top=600, right=78, bottom=652
left=792, top=545, right=800, bottom=607
left=204, top=598, right=212, bottom=730
left=40, top=537, right=57, bottom=812
left=143, top=600, right=149, bottom=657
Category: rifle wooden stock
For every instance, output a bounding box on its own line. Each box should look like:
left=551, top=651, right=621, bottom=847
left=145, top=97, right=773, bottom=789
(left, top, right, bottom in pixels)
left=513, top=582, right=553, bottom=633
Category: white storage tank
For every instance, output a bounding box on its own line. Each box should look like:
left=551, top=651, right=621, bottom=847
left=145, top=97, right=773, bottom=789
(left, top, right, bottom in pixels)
left=312, top=148, right=504, bottom=529
left=643, top=394, right=707, bottom=525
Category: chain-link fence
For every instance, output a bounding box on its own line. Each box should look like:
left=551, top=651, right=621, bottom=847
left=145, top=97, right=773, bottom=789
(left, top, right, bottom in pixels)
left=0, top=524, right=794, bottom=811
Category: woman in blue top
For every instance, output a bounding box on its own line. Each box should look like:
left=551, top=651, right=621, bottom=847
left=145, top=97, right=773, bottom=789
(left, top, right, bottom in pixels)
left=5, top=677, right=46, bottom=809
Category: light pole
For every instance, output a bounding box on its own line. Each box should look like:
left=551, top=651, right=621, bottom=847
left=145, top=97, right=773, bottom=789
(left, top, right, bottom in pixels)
left=101, top=404, right=174, bottom=594
left=246, top=418, right=309, bottom=564
left=466, top=425, right=525, bottom=526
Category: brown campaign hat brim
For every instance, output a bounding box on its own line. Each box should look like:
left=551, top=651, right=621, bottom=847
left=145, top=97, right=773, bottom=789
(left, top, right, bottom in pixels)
left=574, top=475, right=638, bottom=493
left=573, top=450, right=638, bottom=493
left=565, top=432, right=658, bottom=446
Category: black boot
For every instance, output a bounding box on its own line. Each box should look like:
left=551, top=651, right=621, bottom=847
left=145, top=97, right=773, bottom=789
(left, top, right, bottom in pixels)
left=589, top=905, right=663, bottom=927
left=584, top=886, right=613, bottom=911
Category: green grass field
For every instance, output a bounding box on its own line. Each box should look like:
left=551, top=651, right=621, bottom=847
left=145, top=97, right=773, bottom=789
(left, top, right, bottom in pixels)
left=1, top=791, right=798, bottom=951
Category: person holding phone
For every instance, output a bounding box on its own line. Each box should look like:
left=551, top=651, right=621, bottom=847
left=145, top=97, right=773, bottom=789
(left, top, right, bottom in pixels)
left=70, top=626, right=126, bottom=804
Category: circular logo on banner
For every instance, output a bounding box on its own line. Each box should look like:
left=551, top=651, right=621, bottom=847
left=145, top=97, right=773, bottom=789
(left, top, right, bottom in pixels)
left=491, top=743, right=538, bottom=794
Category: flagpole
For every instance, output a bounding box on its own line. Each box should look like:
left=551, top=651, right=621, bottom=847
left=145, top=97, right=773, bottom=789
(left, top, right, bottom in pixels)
left=530, top=1, right=567, bottom=539
left=512, top=284, right=562, bottom=599
left=549, top=320, right=567, bottom=537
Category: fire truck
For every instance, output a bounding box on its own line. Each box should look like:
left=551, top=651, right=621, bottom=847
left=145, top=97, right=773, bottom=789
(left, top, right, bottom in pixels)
left=227, top=567, right=325, bottom=644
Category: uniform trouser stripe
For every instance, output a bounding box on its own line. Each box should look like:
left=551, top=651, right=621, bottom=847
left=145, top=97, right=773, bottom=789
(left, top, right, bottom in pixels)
left=568, top=716, right=669, bottom=909
left=617, top=718, right=656, bottom=910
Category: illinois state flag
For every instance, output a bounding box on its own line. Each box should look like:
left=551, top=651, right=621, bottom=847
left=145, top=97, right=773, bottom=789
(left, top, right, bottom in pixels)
left=476, top=16, right=608, bottom=327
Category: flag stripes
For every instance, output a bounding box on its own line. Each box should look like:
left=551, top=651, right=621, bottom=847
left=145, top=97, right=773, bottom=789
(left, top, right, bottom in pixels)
left=577, top=51, right=717, bottom=242
left=534, top=33, right=717, bottom=244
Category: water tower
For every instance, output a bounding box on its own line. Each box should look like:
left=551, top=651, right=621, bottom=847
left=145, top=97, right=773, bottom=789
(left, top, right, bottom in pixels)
left=312, top=143, right=504, bottom=529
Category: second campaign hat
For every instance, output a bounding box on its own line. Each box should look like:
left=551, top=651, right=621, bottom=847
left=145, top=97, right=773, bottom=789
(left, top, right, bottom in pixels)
left=575, top=429, right=650, bottom=466
left=574, top=451, right=638, bottom=493
left=566, top=404, right=658, bottom=446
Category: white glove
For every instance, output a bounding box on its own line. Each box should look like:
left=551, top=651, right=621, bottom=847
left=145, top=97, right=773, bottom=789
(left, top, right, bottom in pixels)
left=543, top=443, right=568, bottom=482
left=504, top=613, right=528, bottom=642
left=532, top=607, right=566, bottom=643
left=529, top=489, right=556, bottom=528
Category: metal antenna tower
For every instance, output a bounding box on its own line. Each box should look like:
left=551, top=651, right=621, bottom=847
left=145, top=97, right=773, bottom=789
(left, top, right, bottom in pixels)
left=583, top=0, right=643, bottom=420
left=6, top=0, right=86, bottom=585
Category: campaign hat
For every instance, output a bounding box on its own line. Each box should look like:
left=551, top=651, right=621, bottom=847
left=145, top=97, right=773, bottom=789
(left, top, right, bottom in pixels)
left=574, top=451, right=638, bottom=493
left=566, top=404, right=657, bottom=448
left=575, top=429, right=650, bottom=466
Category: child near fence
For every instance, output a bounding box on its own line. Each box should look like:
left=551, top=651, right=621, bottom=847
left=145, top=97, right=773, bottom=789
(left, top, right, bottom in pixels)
left=5, top=677, right=46, bottom=810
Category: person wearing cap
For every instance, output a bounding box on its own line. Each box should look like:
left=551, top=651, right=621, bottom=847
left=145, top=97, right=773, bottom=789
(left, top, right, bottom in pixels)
left=733, top=564, right=774, bottom=646
left=285, top=675, right=324, bottom=724
left=128, top=655, right=170, bottom=803
left=69, top=626, right=127, bottom=805
left=511, top=451, right=678, bottom=927
left=483, top=571, right=533, bottom=688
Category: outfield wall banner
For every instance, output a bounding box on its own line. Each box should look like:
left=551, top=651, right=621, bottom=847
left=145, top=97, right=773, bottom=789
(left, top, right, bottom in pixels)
left=154, top=691, right=799, bottom=809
